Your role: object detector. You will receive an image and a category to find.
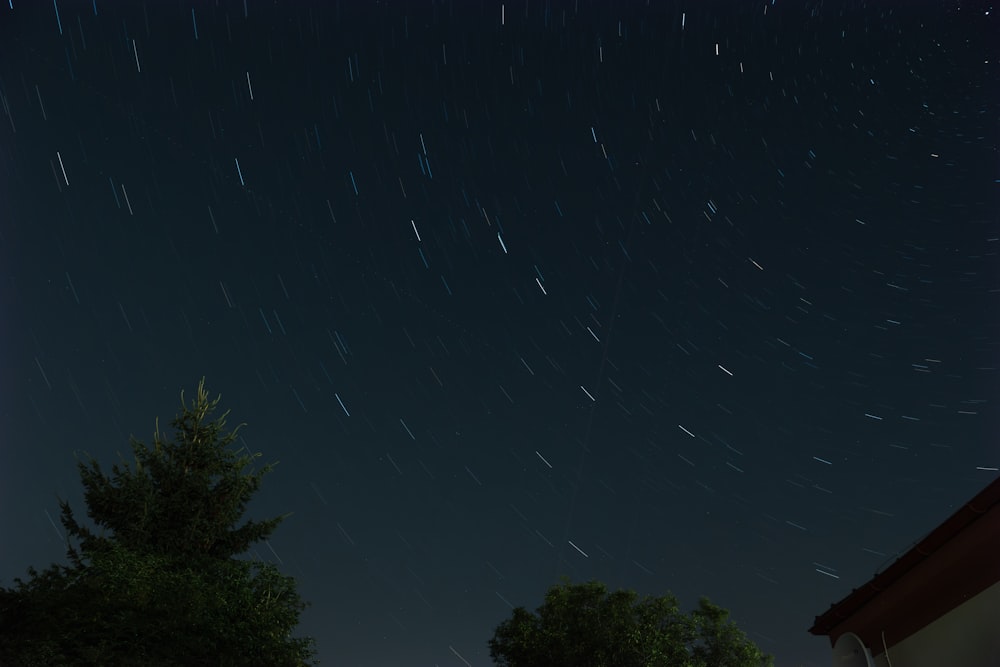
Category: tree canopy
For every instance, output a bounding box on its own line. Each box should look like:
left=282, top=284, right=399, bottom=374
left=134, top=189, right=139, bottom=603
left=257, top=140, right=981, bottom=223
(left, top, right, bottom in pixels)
left=0, top=380, right=316, bottom=666
left=488, top=578, right=773, bottom=667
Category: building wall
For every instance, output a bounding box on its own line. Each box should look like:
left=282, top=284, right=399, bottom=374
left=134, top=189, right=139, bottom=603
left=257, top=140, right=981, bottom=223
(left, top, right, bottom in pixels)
left=870, top=579, right=1000, bottom=667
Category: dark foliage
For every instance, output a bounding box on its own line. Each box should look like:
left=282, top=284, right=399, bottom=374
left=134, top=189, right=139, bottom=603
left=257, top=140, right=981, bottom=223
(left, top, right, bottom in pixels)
left=488, top=578, right=773, bottom=667
left=0, top=380, right=317, bottom=666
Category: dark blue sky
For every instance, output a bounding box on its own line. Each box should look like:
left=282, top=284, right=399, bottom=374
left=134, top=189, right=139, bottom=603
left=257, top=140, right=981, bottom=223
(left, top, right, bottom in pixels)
left=1, top=1, right=997, bottom=665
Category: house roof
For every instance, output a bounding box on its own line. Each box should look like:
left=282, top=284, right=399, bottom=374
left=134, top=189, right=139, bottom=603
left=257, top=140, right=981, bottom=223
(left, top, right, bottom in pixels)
left=809, top=474, right=1000, bottom=646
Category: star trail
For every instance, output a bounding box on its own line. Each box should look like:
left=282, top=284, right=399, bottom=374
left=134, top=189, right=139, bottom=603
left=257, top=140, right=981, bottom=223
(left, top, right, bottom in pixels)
left=1, top=2, right=996, bottom=665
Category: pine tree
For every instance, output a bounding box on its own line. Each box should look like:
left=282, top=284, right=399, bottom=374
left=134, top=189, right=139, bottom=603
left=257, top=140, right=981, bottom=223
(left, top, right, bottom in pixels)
left=0, top=380, right=317, bottom=666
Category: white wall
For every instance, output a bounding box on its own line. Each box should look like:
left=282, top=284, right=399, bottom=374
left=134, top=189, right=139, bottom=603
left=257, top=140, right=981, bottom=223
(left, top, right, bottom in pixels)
left=871, top=579, right=1000, bottom=667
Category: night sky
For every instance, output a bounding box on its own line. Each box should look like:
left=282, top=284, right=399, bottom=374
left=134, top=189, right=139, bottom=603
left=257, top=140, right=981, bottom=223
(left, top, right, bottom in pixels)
left=1, top=1, right=997, bottom=665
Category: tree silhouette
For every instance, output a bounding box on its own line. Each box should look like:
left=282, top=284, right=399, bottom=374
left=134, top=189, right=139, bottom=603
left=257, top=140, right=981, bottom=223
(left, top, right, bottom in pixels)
left=0, top=380, right=317, bottom=666
left=488, top=578, right=773, bottom=667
